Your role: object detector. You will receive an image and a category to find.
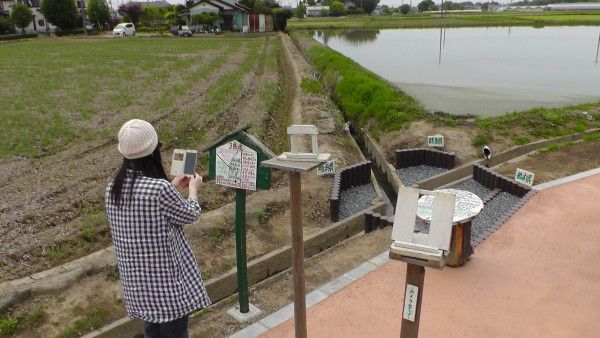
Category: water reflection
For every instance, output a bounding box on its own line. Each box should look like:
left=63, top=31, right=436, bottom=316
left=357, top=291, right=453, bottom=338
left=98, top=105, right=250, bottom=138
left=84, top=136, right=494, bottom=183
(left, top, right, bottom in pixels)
left=313, top=29, right=380, bottom=46
left=312, top=27, right=600, bottom=116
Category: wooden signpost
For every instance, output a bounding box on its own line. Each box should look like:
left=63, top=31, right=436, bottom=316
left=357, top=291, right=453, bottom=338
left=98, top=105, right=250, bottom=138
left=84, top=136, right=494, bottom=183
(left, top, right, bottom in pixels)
left=389, top=187, right=455, bottom=338
left=204, top=125, right=274, bottom=321
left=262, top=125, right=330, bottom=338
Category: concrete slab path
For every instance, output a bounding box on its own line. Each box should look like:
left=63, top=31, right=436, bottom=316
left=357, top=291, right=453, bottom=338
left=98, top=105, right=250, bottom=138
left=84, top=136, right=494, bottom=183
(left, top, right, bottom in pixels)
left=261, top=173, right=600, bottom=338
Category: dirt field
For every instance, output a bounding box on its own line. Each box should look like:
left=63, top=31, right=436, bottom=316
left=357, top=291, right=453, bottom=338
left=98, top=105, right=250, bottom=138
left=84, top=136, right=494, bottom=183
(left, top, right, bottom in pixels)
left=495, top=139, right=600, bottom=185
left=0, top=36, right=288, bottom=281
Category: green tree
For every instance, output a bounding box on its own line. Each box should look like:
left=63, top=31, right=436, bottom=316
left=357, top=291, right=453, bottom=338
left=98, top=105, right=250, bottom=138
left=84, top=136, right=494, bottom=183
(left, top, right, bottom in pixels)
left=140, top=7, right=162, bottom=28
left=118, top=3, right=143, bottom=25
left=272, top=7, right=292, bottom=31
left=356, top=0, right=379, bottom=14
left=87, top=0, right=110, bottom=30
left=0, top=17, right=15, bottom=34
left=329, top=1, right=346, bottom=16
left=417, top=0, right=436, bottom=12
left=400, top=4, right=411, bottom=14
left=295, top=3, right=307, bottom=20
left=41, top=0, right=79, bottom=30
left=191, top=12, right=218, bottom=25
left=11, top=3, right=33, bottom=34
left=306, top=0, right=316, bottom=5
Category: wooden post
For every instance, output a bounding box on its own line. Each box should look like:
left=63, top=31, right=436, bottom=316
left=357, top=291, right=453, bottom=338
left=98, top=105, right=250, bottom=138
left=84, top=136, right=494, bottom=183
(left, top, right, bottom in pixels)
left=234, top=188, right=249, bottom=313
left=446, top=220, right=473, bottom=267
left=400, top=263, right=425, bottom=338
left=289, top=171, right=307, bottom=338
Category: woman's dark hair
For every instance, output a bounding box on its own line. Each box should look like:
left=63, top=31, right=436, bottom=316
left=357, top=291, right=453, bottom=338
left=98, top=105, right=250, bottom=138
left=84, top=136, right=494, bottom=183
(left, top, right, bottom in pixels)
left=110, top=144, right=167, bottom=207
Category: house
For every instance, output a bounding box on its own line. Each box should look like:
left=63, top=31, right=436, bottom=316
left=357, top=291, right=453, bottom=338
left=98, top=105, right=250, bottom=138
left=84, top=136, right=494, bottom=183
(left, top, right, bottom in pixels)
left=306, top=5, right=328, bottom=16
left=128, top=0, right=173, bottom=9
left=188, top=0, right=272, bottom=32
left=0, top=0, right=64, bottom=34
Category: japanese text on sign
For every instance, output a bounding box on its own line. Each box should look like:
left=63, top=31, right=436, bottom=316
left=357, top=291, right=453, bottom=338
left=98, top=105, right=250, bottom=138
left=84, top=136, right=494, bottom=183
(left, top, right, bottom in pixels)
left=427, top=135, right=444, bottom=148
left=215, top=140, right=257, bottom=191
left=515, top=168, right=534, bottom=187
left=403, top=284, right=419, bottom=322
left=317, top=160, right=335, bottom=176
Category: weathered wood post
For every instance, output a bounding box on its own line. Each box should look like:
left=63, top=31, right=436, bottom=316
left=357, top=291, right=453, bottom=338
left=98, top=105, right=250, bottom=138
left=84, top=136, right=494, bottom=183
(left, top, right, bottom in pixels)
left=262, top=125, right=330, bottom=338
left=401, top=263, right=425, bottom=338
left=204, top=124, right=275, bottom=321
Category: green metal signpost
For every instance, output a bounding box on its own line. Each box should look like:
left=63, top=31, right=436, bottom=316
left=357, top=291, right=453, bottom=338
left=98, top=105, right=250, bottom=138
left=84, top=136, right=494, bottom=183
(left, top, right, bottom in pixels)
left=204, top=125, right=274, bottom=317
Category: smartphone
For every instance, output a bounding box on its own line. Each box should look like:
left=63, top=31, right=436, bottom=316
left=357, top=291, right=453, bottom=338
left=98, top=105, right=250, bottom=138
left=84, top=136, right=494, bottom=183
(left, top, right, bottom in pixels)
left=171, top=149, right=197, bottom=177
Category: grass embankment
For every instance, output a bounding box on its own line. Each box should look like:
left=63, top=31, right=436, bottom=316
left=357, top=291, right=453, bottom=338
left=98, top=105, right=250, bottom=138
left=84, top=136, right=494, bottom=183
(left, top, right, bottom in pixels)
left=290, top=31, right=600, bottom=147
left=288, top=12, right=600, bottom=30
left=290, top=32, right=425, bottom=132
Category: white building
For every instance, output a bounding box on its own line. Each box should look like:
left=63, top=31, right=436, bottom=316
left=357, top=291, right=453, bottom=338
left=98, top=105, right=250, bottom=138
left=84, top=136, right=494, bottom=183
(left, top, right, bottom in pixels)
left=306, top=5, right=328, bottom=16
left=1, top=0, right=91, bottom=34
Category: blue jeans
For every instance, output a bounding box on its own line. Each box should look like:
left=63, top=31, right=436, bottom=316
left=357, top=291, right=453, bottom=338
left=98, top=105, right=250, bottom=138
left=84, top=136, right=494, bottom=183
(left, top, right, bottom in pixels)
left=144, top=315, right=188, bottom=338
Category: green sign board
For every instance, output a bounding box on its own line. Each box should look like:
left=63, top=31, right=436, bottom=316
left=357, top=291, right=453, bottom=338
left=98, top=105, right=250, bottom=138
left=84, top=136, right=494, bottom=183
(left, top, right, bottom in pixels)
left=205, top=125, right=274, bottom=190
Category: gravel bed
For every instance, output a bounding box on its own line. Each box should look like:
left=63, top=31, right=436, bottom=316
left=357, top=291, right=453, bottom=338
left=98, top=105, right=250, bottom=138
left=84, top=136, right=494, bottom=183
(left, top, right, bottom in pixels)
left=471, top=192, right=521, bottom=244
left=339, top=183, right=377, bottom=220
left=397, top=165, right=448, bottom=187
left=449, top=178, right=491, bottom=200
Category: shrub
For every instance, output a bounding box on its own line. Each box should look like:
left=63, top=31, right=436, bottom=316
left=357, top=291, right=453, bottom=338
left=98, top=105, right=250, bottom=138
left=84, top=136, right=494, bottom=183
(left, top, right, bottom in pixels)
left=273, top=8, right=293, bottom=31
left=0, top=17, right=15, bottom=34
left=400, top=4, right=411, bottom=14
left=329, top=1, right=346, bottom=16
left=41, top=0, right=79, bottom=30
left=11, top=3, right=33, bottom=34
left=0, top=33, right=37, bottom=41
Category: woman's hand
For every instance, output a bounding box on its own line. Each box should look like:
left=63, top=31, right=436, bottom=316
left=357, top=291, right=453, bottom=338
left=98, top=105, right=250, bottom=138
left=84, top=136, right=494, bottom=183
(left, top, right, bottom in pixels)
left=172, top=176, right=190, bottom=191
left=188, top=173, right=203, bottom=200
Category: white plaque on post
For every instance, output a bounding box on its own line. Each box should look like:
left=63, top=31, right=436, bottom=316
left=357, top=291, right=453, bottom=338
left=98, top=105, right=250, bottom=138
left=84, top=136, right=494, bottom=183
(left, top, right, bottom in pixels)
left=215, top=140, right=257, bottom=191
left=403, top=284, right=419, bottom=322
left=515, top=168, right=534, bottom=187
left=427, top=134, right=444, bottom=148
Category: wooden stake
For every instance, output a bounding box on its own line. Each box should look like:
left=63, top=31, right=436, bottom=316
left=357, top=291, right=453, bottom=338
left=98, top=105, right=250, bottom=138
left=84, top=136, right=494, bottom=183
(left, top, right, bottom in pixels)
left=289, top=171, right=307, bottom=338
left=400, top=264, right=425, bottom=338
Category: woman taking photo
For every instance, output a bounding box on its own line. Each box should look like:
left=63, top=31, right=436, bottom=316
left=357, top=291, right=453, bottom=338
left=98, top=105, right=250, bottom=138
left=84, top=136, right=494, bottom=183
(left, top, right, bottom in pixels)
left=105, top=119, right=211, bottom=338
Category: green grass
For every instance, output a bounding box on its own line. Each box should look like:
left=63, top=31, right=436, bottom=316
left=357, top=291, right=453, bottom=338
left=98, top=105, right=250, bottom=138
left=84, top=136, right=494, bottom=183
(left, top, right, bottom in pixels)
left=540, top=140, right=576, bottom=153
left=288, top=12, right=600, bottom=30
left=300, top=77, right=325, bottom=94
left=55, top=308, right=108, bottom=338
left=584, top=133, right=600, bottom=142
left=291, top=32, right=425, bottom=132
left=0, top=306, right=46, bottom=337
left=0, top=38, right=230, bottom=159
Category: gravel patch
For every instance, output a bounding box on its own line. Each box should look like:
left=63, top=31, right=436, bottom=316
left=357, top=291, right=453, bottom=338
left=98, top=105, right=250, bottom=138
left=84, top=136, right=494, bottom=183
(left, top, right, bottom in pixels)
left=450, top=178, right=491, bottom=200
left=471, top=192, right=521, bottom=244
left=397, top=165, right=448, bottom=187
left=339, top=184, right=376, bottom=220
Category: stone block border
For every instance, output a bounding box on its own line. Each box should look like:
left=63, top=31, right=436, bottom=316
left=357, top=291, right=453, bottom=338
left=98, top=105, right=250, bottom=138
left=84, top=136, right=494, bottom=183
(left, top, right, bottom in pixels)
left=329, top=161, right=373, bottom=222
left=395, top=148, right=456, bottom=170
left=363, top=210, right=393, bottom=233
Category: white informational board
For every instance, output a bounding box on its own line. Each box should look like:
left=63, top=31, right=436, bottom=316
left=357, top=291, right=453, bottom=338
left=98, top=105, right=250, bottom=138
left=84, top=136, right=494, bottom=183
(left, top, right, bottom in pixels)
left=316, top=160, right=335, bottom=176
left=515, top=168, right=534, bottom=186
left=215, top=140, right=257, bottom=191
left=427, top=134, right=444, bottom=148
left=403, top=284, right=419, bottom=322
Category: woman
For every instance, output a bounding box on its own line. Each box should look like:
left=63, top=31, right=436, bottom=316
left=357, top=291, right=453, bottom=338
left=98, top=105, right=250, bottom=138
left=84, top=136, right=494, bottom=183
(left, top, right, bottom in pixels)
left=105, top=119, right=211, bottom=338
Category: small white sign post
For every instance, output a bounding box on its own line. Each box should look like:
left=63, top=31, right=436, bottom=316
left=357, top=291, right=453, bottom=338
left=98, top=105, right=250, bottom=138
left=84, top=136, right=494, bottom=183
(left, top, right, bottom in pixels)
left=216, top=140, right=258, bottom=191
left=427, top=134, right=445, bottom=148
left=403, top=284, right=419, bottom=322
left=515, top=168, right=534, bottom=187
left=316, top=160, right=335, bottom=176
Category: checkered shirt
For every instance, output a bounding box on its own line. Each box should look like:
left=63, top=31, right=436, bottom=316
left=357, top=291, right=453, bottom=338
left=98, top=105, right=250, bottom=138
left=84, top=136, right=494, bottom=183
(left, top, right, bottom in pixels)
left=105, top=171, right=211, bottom=323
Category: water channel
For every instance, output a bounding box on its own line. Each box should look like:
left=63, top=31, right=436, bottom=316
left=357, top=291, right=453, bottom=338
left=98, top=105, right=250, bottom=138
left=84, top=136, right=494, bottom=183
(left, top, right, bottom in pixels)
left=313, top=26, right=600, bottom=116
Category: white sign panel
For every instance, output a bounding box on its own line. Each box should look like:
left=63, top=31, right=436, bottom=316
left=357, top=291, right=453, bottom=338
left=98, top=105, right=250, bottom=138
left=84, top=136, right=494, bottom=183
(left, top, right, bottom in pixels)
left=515, top=168, right=534, bottom=187
left=403, top=284, right=419, bottom=322
left=316, top=160, right=335, bottom=176
left=215, top=140, right=257, bottom=191
left=427, top=134, right=444, bottom=148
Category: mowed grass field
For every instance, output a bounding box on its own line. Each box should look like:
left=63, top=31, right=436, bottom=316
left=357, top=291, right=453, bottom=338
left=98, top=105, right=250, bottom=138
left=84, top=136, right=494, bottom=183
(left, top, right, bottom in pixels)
left=0, top=35, right=289, bottom=282
left=288, top=12, right=600, bottom=30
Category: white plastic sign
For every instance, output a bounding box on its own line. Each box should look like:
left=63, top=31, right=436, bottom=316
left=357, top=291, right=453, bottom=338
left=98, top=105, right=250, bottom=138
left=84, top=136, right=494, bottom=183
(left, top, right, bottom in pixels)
left=215, top=140, right=257, bottom=191
left=427, top=134, right=444, bottom=148
left=316, top=160, right=335, bottom=176
left=515, top=168, right=534, bottom=186
left=403, top=284, right=419, bottom=322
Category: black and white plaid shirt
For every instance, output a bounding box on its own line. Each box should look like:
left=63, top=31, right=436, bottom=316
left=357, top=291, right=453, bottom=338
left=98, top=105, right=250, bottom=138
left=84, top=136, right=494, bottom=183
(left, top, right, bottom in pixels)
left=105, top=170, right=211, bottom=323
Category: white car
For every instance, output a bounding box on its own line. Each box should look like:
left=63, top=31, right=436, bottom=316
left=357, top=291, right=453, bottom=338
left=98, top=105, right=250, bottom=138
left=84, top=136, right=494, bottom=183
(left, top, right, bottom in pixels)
left=113, top=23, right=136, bottom=37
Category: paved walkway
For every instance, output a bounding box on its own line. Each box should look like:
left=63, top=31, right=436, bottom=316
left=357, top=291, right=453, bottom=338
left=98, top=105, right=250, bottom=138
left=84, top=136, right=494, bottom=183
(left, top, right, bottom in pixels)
left=260, top=173, right=600, bottom=338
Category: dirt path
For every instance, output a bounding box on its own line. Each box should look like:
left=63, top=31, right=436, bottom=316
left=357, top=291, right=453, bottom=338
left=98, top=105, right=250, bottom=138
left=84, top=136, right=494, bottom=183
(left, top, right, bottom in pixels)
left=495, top=139, right=600, bottom=185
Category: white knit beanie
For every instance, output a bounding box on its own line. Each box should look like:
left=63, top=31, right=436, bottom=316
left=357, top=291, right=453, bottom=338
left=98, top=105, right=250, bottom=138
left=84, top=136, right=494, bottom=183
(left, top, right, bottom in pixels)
left=117, top=119, right=159, bottom=159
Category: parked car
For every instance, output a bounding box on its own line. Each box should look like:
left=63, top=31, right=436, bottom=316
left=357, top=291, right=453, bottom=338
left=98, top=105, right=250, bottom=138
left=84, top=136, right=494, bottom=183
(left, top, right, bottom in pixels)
left=113, top=23, right=136, bottom=37
left=176, top=25, right=193, bottom=37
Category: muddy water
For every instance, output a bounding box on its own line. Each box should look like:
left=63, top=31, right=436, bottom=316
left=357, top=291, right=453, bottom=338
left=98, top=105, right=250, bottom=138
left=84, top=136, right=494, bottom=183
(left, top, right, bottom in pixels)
left=312, top=27, right=600, bottom=116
